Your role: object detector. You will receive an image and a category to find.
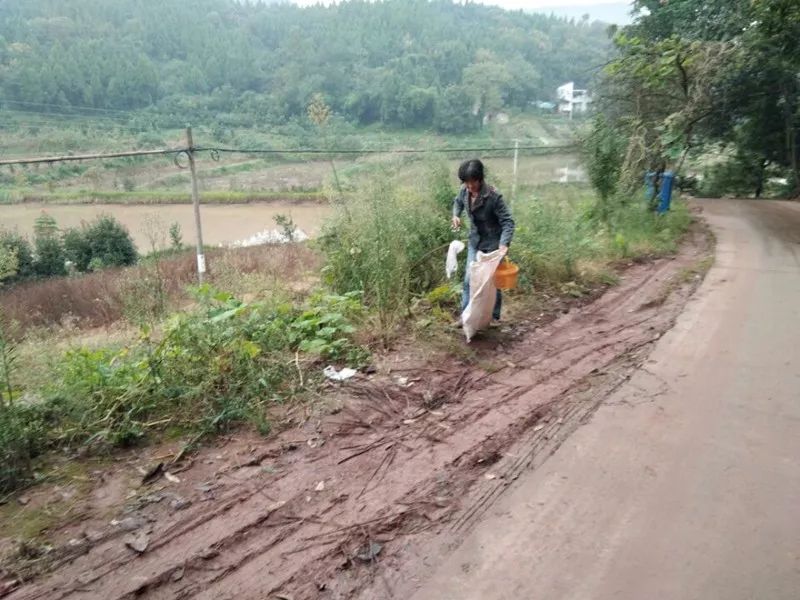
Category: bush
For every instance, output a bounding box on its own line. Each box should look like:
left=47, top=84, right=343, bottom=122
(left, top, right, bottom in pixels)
left=31, top=213, right=67, bottom=278
left=697, top=152, right=784, bottom=198
left=0, top=230, right=35, bottom=281
left=513, top=189, right=602, bottom=285
left=608, top=198, right=692, bottom=257
left=63, top=215, right=138, bottom=272
left=318, top=167, right=453, bottom=331
left=510, top=185, right=692, bottom=289
left=63, top=228, right=93, bottom=272
left=34, top=237, right=67, bottom=278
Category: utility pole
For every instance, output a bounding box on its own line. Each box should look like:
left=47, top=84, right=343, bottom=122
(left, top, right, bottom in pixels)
left=185, top=127, right=206, bottom=283
left=511, top=139, right=520, bottom=206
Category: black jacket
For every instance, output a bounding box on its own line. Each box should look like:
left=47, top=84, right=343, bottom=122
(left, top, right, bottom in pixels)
left=452, top=183, right=515, bottom=252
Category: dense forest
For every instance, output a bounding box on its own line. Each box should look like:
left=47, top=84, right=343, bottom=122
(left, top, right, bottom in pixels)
left=0, top=0, right=611, bottom=133
left=593, top=0, right=800, bottom=197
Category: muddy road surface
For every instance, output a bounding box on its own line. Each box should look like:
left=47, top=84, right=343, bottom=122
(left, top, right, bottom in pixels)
left=409, top=199, right=800, bottom=600
left=5, top=208, right=717, bottom=600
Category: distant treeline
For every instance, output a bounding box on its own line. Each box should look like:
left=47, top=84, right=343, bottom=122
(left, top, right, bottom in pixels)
left=0, top=0, right=611, bottom=133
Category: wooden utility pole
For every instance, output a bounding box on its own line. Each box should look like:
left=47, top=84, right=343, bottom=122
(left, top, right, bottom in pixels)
left=185, top=127, right=206, bottom=283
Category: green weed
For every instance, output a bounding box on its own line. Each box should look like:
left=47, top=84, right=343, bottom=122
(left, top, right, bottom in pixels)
left=318, top=166, right=454, bottom=335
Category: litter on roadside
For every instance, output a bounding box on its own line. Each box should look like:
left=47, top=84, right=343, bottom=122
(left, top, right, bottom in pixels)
left=323, top=366, right=357, bottom=382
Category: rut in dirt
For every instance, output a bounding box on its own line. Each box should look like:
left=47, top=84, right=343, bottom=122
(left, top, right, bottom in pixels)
left=5, top=223, right=712, bottom=600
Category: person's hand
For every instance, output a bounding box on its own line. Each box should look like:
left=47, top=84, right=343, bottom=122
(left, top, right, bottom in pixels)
left=451, top=216, right=461, bottom=230
left=499, top=245, right=508, bottom=256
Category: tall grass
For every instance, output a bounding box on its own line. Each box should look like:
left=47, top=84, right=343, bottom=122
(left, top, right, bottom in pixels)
left=319, top=164, right=453, bottom=332
left=513, top=184, right=692, bottom=287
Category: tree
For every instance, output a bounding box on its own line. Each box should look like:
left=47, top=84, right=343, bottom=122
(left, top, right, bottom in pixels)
left=601, top=33, right=734, bottom=177
left=584, top=114, right=626, bottom=220
left=33, top=213, right=66, bottom=278
left=0, top=0, right=613, bottom=129
left=462, top=49, right=513, bottom=120
left=601, top=0, right=800, bottom=197
left=434, top=85, right=479, bottom=134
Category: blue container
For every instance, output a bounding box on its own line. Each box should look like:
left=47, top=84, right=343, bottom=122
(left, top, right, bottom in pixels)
left=658, top=171, right=675, bottom=214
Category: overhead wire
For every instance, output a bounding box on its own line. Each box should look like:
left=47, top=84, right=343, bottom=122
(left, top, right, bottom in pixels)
left=0, top=141, right=577, bottom=167
left=0, top=98, right=146, bottom=117
left=196, top=143, right=577, bottom=155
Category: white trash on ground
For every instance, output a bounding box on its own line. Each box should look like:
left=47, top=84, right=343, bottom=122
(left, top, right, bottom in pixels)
left=461, top=249, right=503, bottom=342
left=323, top=365, right=357, bottom=382
left=445, top=240, right=466, bottom=280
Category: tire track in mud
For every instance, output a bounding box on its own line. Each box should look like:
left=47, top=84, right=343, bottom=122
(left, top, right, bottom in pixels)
left=7, top=223, right=712, bottom=600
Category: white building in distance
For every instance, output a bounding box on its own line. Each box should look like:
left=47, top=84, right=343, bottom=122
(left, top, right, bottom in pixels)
left=557, top=82, right=591, bottom=116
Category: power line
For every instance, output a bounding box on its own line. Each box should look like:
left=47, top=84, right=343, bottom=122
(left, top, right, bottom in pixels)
left=0, top=142, right=577, bottom=167
left=0, top=108, right=145, bottom=126
left=197, top=144, right=577, bottom=155
left=0, top=147, right=187, bottom=166
left=0, top=98, right=145, bottom=117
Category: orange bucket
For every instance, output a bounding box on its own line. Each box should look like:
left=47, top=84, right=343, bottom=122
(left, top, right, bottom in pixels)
left=494, top=257, right=519, bottom=290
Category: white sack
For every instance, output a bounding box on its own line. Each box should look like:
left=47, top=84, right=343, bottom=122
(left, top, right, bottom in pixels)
left=445, top=240, right=466, bottom=280
left=461, top=249, right=503, bottom=342
left=323, top=365, right=357, bottom=382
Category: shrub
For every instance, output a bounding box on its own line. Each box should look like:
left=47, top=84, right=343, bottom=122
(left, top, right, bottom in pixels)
left=169, top=222, right=183, bottom=250
left=0, top=230, right=35, bottom=281
left=509, top=186, right=692, bottom=289
left=512, top=190, right=601, bottom=285
left=0, top=246, right=18, bottom=283
left=34, top=237, right=67, bottom=278
left=608, top=198, right=692, bottom=257
left=318, top=167, right=453, bottom=332
left=0, top=244, right=320, bottom=337
left=63, top=215, right=138, bottom=272
left=63, top=228, right=93, bottom=272
left=697, top=152, right=784, bottom=198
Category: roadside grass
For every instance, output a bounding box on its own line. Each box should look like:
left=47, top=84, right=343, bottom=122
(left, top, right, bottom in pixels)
left=0, top=167, right=693, bottom=496
left=0, top=283, right=366, bottom=494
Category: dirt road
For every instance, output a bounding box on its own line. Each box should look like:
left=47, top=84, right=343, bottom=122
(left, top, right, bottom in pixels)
left=410, top=199, right=800, bottom=600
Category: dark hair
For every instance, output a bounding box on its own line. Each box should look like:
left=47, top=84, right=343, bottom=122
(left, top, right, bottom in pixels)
left=458, top=159, right=484, bottom=183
